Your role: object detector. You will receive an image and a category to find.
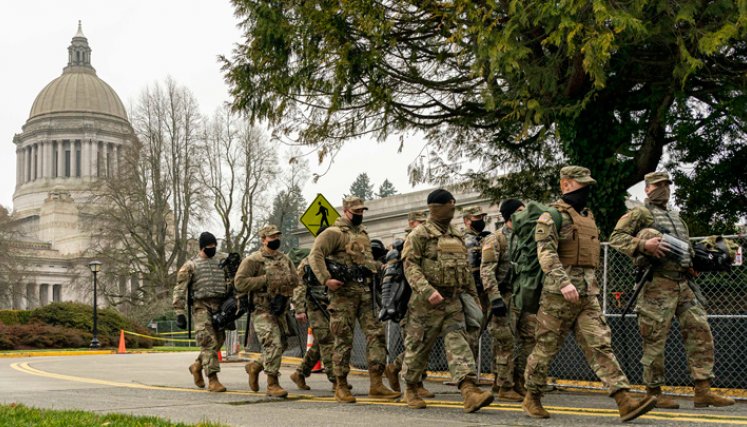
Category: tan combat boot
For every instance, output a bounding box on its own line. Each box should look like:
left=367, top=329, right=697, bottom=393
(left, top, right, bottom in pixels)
left=459, top=379, right=494, bottom=413
left=207, top=373, right=226, bottom=392
left=330, top=379, right=353, bottom=391
left=384, top=363, right=401, bottom=392
left=266, top=374, right=288, bottom=398
left=405, top=383, right=426, bottom=409
left=646, top=386, right=679, bottom=409
left=694, top=380, right=735, bottom=408
left=522, top=392, right=550, bottom=419
left=613, top=390, right=656, bottom=422
left=368, top=368, right=401, bottom=399
left=498, top=385, right=524, bottom=402
left=290, top=371, right=310, bottom=390
left=335, top=376, right=356, bottom=403
left=245, top=361, right=262, bottom=392
left=416, top=382, right=435, bottom=398
left=189, top=362, right=205, bottom=388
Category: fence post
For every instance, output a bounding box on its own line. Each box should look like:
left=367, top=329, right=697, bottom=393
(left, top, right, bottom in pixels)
left=602, top=243, right=609, bottom=316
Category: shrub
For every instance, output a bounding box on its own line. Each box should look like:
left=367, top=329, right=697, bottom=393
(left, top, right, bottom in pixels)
left=0, top=323, right=91, bottom=349
left=0, top=310, right=33, bottom=326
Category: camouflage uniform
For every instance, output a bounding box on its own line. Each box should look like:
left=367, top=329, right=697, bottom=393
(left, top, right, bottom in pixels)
left=173, top=253, right=229, bottom=376
left=525, top=198, right=631, bottom=396
left=461, top=207, right=490, bottom=361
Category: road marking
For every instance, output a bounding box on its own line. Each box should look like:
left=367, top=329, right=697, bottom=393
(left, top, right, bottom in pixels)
left=10, top=362, right=746, bottom=424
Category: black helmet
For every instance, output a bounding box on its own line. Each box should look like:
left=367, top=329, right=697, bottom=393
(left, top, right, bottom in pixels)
left=371, top=239, right=386, bottom=260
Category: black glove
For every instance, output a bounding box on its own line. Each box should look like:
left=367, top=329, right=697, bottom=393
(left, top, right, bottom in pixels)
left=176, top=313, right=188, bottom=329
left=490, top=298, right=507, bottom=317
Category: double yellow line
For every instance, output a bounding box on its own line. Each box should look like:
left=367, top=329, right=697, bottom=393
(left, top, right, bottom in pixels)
left=10, top=362, right=746, bottom=425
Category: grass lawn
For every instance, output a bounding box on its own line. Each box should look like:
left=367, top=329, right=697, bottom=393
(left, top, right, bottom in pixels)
left=0, top=403, right=227, bottom=426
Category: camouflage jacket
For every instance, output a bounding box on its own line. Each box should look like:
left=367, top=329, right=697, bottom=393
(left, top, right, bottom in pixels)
left=172, top=252, right=228, bottom=316
left=307, top=217, right=376, bottom=287
left=535, top=200, right=600, bottom=296
left=480, top=225, right=511, bottom=302
left=234, top=247, right=299, bottom=309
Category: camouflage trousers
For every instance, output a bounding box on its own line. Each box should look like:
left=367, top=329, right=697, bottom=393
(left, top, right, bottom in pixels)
left=193, top=298, right=226, bottom=375
left=328, top=284, right=387, bottom=377
left=465, top=291, right=489, bottom=362
left=252, top=309, right=288, bottom=376
left=510, top=305, right=537, bottom=385
left=488, top=293, right=515, bottom=388
left=526, top=293, right=630, bottom=396
left=636, top=275, right=714, bottom=387
left=296, top=303, right=334, bottom=381
left=402, top=292, right=477, bottom=385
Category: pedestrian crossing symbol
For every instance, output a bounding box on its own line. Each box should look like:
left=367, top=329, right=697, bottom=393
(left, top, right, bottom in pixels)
left=300, top=194, right=340, bottom=237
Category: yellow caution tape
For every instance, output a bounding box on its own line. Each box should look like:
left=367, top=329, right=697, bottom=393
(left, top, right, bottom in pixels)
left=122, top=330, right=193, bottom=343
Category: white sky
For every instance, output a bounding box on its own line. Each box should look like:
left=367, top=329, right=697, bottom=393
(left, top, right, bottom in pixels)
left=0, top=1, right=647, bottom=216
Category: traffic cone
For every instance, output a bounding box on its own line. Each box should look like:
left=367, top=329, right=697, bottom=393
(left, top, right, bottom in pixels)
left=217, top=347, right=223, bottom=362
left=307, top=327, right=323, bottom=373
left=117, top=329, right=126, bottom=354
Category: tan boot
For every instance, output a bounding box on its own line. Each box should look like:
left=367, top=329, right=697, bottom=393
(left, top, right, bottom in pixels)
left=416, top=382, right=435, bottom=398
left=646, top=386, right=680, bottom=409
left=207, top=373, right=226, bottom=392
left=613, top=390, right=656, bottom=422
left=335, top=376, right=356, bottom=403
left=522, top=392, right=550, bottom=419
left=189, top=362, right=205, bottom=388
left=266, top=374, right=288, bottom=398
left=405, top=383, right=426, bottom=409
left=330, top=379, right=353, bottom=391
left=694, top=380, right=735, bottom=408
left=368, top=368, right=401, bottom=399
left=460, top=379, right=494, bottom=413
left=384, top=363, right=401, bottom=392
left=290, top=371, right=310, bottom=390
left=498, top=385, right=524, bottom=402
left=245, top=361, right=262, bottom=392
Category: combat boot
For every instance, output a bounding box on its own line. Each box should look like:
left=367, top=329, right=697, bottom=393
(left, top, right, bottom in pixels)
left=459, top=379, right=494, bottom=413
left=405, top=383, right=426, bottom=409
left=522, top=392, right=550, bottom=419
left=266, top=374, right=288, bottom=398
left=335, top=376, right=356, bottom=403
left=207, top=373, right=226, bottom=392
left=368, top=368, right=401, bottom=399
left=613, top=390, right=656, bottom=422
left=330, top=379, right=353, bottom=391
left=245, top=361, right=262, bottom=392
left=416, top=382, right=435, bottom=398
left=694, top=380, right=735, bottom=408
left=384, top=363, right=401, bottom=392
left=290, top=371, right=310, bottom=390
left=646, top=386, right=679, bottom=409
left=189, top=362, right=205, bottom=388
left=498, top=385, right=524, bottom=402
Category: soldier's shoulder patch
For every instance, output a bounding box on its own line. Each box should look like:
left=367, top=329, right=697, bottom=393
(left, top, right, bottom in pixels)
left=537, top=212, right=555, bottom=225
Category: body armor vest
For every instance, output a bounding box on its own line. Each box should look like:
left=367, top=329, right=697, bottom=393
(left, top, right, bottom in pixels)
left=325, top=225, right=373, bottom=268
left=420, top=223, right=471, bottom=289
left=556, top=207, right=601, bottom=268
left=248, top=251, right=296, bottom=298
left=191, top=256, right=228, bottom=299
left=646, top=202, right=691, bottom=271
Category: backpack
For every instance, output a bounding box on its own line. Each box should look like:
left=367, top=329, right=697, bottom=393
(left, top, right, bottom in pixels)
left=509, top=201, right=562, bottom=314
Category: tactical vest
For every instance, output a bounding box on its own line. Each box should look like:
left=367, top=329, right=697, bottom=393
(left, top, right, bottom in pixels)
left=191, top=256, right=228, bottom=299
left=325, top=225, right=373, bottom=268
left=249, top=251, right=296, bottom=298
left=556, top=207, right=601, bottom=268
left=420, top=223, right=471, bottom=289
left=645, top=202, right=691, bottom=271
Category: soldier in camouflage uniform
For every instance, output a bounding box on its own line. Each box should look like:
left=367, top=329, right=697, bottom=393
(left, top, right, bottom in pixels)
left=523, top=166, right=655, bottom=422
left=172, top=231, right=228, bottom=392
left=235, top=225, right=300, bottom=398
left=401, top=189, right=494, bottom=412
left=308, top=196, right=400, bottom=403
left=480, top=199, right=525, bottom=402
left=609, top=171, right=734, bottom=409
left=383, top=210, right=433, bottom=398
left=461, top=206, right=490, bottom=361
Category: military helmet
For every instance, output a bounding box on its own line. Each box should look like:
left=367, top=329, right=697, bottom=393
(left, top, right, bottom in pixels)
left=370, top=239, right=387, bottom=260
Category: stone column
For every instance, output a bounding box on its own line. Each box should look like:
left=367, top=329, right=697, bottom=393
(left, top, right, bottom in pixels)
left=46, top=140, right=54, bottom=177
left=15, top=148, right=21, bottom=185
left=71, top=140, right=78, bottom=178
left=113, top=144, right=119, bottom=176
left=57, top=141, right=66, bottom=178
left=39, top=284, right=50, bottom=306
left=82, top=139, right=90, bottom=177
left=27, top=145, right=32, bottom=182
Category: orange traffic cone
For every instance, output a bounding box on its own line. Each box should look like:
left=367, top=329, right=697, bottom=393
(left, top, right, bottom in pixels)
left=307, top=327, right=323, bottom=373
left=117, top=329, right=126, bottom=354
left=217, top=348, right=223, bottom=362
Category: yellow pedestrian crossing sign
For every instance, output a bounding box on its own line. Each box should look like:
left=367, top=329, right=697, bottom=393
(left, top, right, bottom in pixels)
left=300, top=194, right=340, bottom=237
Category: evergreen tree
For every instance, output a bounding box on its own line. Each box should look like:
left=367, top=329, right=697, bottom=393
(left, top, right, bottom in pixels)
left=266, top=183, right=306, bottom=252
left=376, top=179, right=398, bottom=198
left=349, top=173, right=374, bottom=200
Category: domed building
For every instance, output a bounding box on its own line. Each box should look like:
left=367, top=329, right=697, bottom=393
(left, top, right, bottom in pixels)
left=4, top=22, right=135, bottom=309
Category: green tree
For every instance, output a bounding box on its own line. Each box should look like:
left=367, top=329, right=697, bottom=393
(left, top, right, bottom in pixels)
left=266, top=183, right=306, bottom=252
left=222, top=1, right=747, bottom=234
left=349, top=173, right=375, bottom=200
left=376, top=179, right=398, bottom=198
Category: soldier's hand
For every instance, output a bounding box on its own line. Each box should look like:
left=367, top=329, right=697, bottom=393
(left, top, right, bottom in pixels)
left=644, top=237, right=666, bottom=258
left=175, top=314, right=187, bottom=330
left=428, top=290, right=444, bottom=305
left=325, top=278, right=344, bottom=291
left=560, top=284, right=579, bottom=303
left=295, top=312, right=308, bottom=324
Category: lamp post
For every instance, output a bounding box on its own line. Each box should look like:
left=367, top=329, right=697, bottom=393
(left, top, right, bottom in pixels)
left=88, top=260, right=102, bottom=349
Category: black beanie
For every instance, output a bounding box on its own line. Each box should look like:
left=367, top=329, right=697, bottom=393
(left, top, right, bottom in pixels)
left=500, top=199, right=524, bottom=221
left=199, top=232, right=217, bottom=249
left=427, top=189, right=454, bottom=205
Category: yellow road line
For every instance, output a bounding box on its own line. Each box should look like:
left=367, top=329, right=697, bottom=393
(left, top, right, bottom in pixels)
left=0, top=350, right=114, bottom=358
left=10, top=362, right=746, bottom=425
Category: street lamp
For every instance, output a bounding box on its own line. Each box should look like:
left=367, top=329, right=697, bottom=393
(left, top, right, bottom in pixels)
left=88, top=260, right=102, bottom=349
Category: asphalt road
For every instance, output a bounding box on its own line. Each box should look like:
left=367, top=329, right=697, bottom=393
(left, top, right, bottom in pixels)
left=0, top=352, right=744, bottom=426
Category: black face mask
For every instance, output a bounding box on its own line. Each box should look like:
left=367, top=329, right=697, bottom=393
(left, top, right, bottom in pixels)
left=471, top=219, right=486, bottom=233
left=561, top=185, right=592, bottom=212
left=267, top=239, right=281, bottom=250
left=203, top=247, right=217, bottom=258
left=351, top=214, right=363, bottom=226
